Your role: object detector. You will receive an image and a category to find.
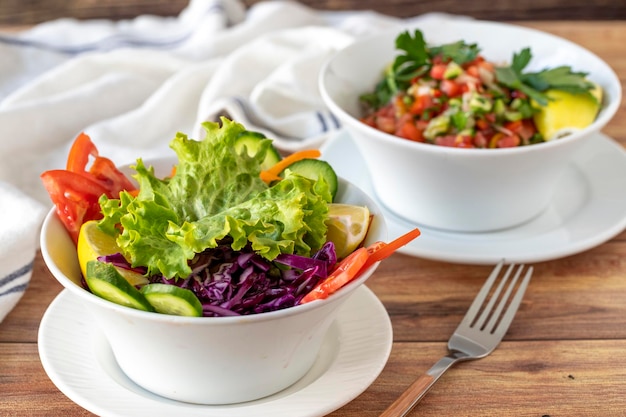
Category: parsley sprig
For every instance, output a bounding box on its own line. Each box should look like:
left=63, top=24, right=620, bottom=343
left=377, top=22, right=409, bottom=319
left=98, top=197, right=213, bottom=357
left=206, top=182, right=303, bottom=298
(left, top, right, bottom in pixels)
left=360, top=29, right=595, bottom=110
left=494, top=48, right=595, bottom=106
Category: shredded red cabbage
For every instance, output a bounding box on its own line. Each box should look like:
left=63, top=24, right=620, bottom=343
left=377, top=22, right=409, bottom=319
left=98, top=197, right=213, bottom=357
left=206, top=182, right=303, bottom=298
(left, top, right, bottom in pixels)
left=98, top=241, right=338, bottom=317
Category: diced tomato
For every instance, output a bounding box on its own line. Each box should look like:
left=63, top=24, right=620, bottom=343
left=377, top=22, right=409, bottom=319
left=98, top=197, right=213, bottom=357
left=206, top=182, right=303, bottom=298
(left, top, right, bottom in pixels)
left=498, top=134, right=521, bottom=148
left=396, top=121, right=424, bottom=142
left=434, top=135, right=458, bottom=147
left=455, top=135, right=474, bottom=148
left=490, top=132, right=521, bottom=148
left=409, top=94, right=434, bottom=115
left=473, top=131, right=489, bottom=148
left=475, top=118, right=490, bottom=131
left=504, top=120, right=523, bottom=133
left=466, top=65, right=479, bottom=78
left=375, top=115, right=397, bottom=133
left=430, top=64, right=447, bottom=80
left=440, top=79, right=462, bottom=97
left=506, top=119, right=537, bottom=143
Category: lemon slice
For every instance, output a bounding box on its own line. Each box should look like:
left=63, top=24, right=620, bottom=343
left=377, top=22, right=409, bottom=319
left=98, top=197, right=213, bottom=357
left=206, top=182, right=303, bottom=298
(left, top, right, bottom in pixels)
left=325, top=203, right=371, bottom=259
left=77, top=220, right=149, bottom=287
left=533, top=83, right=602, bottom=140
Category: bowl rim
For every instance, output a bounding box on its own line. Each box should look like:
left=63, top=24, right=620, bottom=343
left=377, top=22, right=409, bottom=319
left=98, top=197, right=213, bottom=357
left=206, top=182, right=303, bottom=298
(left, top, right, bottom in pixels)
left=319, top=19, right=622, bottom=157
left=40, top=175, right=386, bottom=325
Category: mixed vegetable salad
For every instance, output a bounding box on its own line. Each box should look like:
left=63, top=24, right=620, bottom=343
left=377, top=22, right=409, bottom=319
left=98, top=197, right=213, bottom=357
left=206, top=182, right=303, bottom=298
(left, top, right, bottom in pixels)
left=41, top=118, right=419, bottom=317
left=360, top=29, right=600, bottom=148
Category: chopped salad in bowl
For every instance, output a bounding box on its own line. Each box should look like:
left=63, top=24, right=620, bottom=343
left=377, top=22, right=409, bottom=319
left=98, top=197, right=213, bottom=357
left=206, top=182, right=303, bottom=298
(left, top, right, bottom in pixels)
left=41, top=118, right=418, bottom=318
left=360, top=29, right=602, bottom=148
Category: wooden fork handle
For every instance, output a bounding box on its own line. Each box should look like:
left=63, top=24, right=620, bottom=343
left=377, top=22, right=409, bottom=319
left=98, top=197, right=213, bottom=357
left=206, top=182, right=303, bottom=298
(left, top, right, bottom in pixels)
left=379, top=374, right=434, bottom=417
left=380, top=354, right=461, bottom=417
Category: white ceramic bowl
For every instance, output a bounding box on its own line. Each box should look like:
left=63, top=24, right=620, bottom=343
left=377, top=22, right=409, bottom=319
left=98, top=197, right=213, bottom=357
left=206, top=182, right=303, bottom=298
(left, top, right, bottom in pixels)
left=40, top=158, right=387, bottom=405
left=320, top=20, right=621, bottom=232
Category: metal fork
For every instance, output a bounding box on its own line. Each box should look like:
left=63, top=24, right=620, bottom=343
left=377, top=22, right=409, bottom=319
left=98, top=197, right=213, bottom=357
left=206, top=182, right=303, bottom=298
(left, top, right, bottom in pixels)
left=380, top=261, right=533, bottom=417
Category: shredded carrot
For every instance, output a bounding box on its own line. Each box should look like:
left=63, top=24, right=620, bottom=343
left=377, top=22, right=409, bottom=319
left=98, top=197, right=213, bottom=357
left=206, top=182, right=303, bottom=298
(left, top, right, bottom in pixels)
left=260, top=170, right=282, bottom=183
left=368, top=228, right=421, bottom=263
left=261, top=149, right=321, bottom=179
left=361, top=227, right=421, bottom=271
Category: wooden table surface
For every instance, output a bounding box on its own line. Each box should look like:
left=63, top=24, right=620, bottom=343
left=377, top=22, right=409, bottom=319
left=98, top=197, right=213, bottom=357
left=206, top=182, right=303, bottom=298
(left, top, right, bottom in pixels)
left=1, top=18, right=626, bottom=417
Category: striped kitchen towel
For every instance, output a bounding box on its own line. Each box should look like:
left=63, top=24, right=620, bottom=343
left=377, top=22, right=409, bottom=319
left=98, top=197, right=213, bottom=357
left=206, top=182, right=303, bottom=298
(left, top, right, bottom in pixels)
left=0, top=183, right=45, bottom=323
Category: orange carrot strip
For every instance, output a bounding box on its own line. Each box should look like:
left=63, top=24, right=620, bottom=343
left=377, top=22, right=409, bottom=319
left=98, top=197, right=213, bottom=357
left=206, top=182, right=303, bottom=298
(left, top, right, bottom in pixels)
left=362, top=228, right=421, bottom=270
left=300, top=247, right=369, bottom=304
left=260, top=170, right=282, bottom=184
left=261, top=149, right=321, bottom=178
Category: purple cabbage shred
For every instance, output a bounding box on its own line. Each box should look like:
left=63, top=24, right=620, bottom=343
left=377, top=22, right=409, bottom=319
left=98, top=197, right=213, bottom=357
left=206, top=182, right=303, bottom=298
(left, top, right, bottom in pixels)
left=95, top=241, right=338, bottom=317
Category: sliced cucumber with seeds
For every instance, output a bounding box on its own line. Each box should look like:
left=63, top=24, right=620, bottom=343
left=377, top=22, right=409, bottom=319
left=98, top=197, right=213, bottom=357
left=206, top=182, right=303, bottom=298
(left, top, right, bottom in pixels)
left=140, top=283, right=203, bottom=317
left=234, top=131, right=282, bottom=170
left=85, top=260, right=154, bottom=312
left=280, top=159, right=338, bottom=200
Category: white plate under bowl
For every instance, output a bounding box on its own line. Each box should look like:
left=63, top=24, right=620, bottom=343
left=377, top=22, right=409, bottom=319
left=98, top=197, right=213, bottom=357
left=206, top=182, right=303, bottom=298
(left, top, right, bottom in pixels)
left=321, top=131, right=626, bottom=264
left=38, top=286, right=391, bottom=417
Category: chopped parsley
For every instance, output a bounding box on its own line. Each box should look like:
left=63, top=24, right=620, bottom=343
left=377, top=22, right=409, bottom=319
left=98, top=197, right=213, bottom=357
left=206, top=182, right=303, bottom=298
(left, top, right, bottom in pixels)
left=361, top=29, right=595, bottom=110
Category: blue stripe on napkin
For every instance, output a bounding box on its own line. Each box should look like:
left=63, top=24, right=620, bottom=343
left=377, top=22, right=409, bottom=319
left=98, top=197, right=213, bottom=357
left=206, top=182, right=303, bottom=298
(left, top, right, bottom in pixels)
left=0, top=260, right=34, bottom=297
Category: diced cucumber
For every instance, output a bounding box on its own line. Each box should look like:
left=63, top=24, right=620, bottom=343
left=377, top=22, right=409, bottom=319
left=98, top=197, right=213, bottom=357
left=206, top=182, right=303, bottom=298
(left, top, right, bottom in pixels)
left=85, top=260, right=154, bottom=312
left=280, top=159, right=338, bottom=200
left=140, top=283, right=203, bottom=317
left=234, top=131, right=282, bottom=170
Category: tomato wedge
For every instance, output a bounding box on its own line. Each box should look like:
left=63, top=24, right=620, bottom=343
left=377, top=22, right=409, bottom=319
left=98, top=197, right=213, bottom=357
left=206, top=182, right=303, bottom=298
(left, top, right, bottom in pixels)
left=41, top=132, right=136, bottom=243
left=41, top=170, right=109, bottom=243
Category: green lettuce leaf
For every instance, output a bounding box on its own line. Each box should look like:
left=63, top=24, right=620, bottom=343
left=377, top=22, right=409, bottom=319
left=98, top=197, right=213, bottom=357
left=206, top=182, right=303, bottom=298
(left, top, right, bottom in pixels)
left=98, top=118, right=330, bottom=279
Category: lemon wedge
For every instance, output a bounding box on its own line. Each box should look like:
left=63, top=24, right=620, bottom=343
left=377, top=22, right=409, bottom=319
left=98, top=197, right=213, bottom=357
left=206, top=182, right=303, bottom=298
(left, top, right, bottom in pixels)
left=325, top=204, right=371, bottom=259
left=533, top=83, right=602, bottom=140
left=77, top=220, right=149, bottom=287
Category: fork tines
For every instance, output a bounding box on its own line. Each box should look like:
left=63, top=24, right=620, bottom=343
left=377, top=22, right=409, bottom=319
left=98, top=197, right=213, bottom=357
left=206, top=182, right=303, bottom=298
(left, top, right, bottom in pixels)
left=464, top=261, right=533, bottom=336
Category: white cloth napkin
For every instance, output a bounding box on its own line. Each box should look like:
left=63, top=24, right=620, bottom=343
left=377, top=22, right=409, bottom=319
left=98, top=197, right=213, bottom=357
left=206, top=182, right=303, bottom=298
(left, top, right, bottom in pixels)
left=0, top=0, right=465, bottom=322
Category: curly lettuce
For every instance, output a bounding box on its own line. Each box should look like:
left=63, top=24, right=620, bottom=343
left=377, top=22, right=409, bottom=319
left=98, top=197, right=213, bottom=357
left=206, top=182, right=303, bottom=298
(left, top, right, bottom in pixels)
left=98, top=118, right=331, bottom=279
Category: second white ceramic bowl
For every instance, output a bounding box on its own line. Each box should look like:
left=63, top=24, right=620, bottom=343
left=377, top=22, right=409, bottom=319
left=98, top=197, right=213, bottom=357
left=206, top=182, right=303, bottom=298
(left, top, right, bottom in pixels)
left=320, top=20, right=621, bottom=232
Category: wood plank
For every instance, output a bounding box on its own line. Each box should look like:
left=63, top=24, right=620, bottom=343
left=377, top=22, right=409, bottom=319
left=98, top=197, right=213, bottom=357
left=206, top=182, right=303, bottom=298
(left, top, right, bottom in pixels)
left=366, top=242, right=626, bottom=342
left=0, top=0, right=625, bottom=26
left=0, top=344, right=93, bottom=417
left=329, top=340, right=626, bottom=416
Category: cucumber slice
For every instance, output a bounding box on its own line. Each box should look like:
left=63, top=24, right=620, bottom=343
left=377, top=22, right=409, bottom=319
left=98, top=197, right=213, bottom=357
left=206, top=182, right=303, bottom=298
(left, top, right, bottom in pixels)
left=85, top=260, right=154, bottom=312
left=281, top=159, right=338, bottom=200
left=140, top=283, right=203, bottom=317
left=234, top=131, right=282, bottom=170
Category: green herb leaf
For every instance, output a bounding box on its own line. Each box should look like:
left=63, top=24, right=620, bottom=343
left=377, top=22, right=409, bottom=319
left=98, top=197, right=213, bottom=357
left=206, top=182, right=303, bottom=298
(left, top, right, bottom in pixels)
left=495, top=47, right=594, bottom=106
left=429, top=40, right=480, bottom=65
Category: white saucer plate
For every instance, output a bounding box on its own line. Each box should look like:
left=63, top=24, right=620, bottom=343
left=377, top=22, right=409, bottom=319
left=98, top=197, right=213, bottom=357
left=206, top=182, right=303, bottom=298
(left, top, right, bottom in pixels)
left=38, top=286, right=392, bottom=417
left=321, top=131, right=626, bottom=264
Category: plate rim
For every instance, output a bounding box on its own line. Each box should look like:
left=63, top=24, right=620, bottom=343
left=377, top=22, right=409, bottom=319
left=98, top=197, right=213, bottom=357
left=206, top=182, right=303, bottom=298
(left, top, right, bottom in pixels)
left=37, top=285, right=392, bottom=417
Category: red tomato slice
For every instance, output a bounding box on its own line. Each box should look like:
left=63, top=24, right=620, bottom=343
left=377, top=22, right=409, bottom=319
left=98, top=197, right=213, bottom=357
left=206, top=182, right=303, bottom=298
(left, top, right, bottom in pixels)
left=41, top=132, right=137, bottom=243
left=41, top=170, right=109, bottom=243
left=300, top=247, right=369, bottom=304
left=66, top=132, right=97, bottom=172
